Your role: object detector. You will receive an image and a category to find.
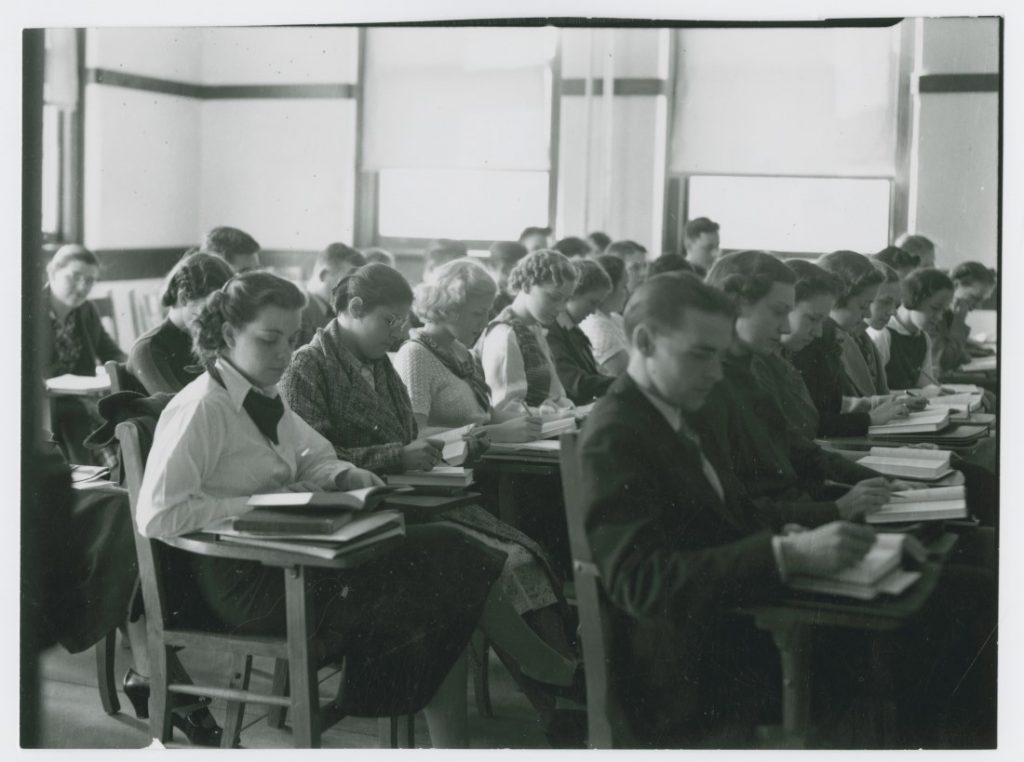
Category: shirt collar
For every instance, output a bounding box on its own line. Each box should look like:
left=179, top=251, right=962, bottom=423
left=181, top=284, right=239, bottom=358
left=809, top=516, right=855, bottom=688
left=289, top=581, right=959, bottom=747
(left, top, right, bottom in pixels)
left=887, top=313, right=918, bottom=337
left=214, top=357, right=279, bottom=411
left=630, top=372, right=684, bottom=432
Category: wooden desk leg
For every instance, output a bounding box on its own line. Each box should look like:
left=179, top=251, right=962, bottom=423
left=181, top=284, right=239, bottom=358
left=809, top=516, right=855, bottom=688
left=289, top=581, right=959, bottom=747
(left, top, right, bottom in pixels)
left=756, top=617, right=812, bottom=748
left=284, top=566, right=321, bottom=748
left=268, top=659, right=289, bottom=729
left=496, top=471, right=518, bottom=527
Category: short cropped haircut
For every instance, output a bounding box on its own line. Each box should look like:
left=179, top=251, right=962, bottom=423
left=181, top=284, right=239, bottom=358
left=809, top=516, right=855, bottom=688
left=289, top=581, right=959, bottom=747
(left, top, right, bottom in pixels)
left=333, top=263, right=414, bottom=314
left=873, top=245, right=919, bottom=272
left=587, top=231, right=611, bottom=252
left=48, top=243, right=100, bottom=275
left=605, top=239, right=648, bottom=259
left=362, top=248, right=396, bottom=267
left=896, top=234, right=935, bottom=260
left=872, top=259, right=900, bottom=284
left=705, top=250, right=796, bottom=307
left=317, top=242, right=366, bottom=272
left=161, top=251, right=234, bottom=308
left=901, top=268, right=954, bottom=310
left=684, top=217, right=720, bottom=242
left=192, top=272, right=305, bottom=364
left=951, top=261, right=996, bottom=287
left=649, top=253, right=695, bottom=277
left=553, top=236, right=592, bottom=259
left=518, top=226, right=552, bottom=243
left=488, top=241, right=528, bottom=273
left=425, top=239, right=468, bottom=272
left=571, top=258, right=612, bottom=297
left=506, top=249, right=577, bottom=294
left=816, top=250, right=885, bottom=306
left=595, top=254, right=626, bottom=290
left=624, top=272, right=736, bottom=342
left=414, top=258, right=497, bottom=324
left=202, top=226, right=261, bottom=262
left=785, top=259, right=843, bottom=303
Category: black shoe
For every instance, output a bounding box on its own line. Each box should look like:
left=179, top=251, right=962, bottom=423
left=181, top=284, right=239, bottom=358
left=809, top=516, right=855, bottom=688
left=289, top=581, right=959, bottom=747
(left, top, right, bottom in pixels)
left=121, top=668, right=224, bottom=747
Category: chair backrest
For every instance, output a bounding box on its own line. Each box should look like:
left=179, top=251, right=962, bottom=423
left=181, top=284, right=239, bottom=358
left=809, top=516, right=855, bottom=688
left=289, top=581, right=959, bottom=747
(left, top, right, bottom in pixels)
left=558, top=432, right=635, bottom=749
left=128, top=288, right=165, bottom=340
left=104, top=360, right=147, bottom=395
left=116, top=420, right=173, bottom=640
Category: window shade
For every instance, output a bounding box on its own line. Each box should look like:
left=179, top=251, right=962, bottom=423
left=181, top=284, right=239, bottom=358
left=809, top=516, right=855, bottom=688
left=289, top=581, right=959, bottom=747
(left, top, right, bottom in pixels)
left=363, top=28, right=554, bottom=171
left=671, top=26, right=900, bottom=176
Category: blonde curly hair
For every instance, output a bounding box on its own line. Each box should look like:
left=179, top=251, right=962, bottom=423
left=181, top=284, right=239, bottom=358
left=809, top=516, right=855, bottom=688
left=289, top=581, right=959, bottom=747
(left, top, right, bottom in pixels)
left=413, top=258, right=497, bottom=324
left=506, top=249, right=577, bottom=295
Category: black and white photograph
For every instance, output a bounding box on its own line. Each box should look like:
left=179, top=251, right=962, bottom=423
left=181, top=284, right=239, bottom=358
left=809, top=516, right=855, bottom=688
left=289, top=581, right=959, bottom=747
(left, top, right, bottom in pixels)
left=11, top=0, right=1021, bottom=754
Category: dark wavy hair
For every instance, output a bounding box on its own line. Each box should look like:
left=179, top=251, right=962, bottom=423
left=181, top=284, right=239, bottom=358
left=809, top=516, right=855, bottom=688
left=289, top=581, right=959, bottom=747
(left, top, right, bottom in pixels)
left=553, top=236, right=592, bottom=259
left=332, top=263, right=413, bottom=314
left=202, top=226, right=260, bottom=262
left=506, top=249, right=577, bottom=294
left=571, top=258, right=613, bottom=296
left=649, top=253, right=695, bottom=277
left=873, top=245, right=919, bottom=273
left=705, top=250, right=796, bottom=306
left=816, top=250, right=885, bottom=307
left=624, top=271, right=735, bottom=341
left=786, top=259, right=843, bottom=303
left=901, top=268, right=954, bottom=310
left=161, top=250, right=234, bottom=308
left=595, top=254, right=626, bottom=290
left=192, top=271, right=306, bottom=364
left=950, top=261, right=996, bottom=287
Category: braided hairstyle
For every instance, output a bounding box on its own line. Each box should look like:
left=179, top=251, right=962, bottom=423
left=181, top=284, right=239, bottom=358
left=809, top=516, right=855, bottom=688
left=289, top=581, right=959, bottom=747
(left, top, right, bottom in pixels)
left=161, top=250, right=234, bottom=308
left=192, top=271, right=306, bottom=365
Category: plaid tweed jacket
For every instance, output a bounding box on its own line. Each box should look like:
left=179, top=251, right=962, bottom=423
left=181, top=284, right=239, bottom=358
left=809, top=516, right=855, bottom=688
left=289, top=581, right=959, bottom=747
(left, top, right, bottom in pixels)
left=279, top=320, right=418, bottom=474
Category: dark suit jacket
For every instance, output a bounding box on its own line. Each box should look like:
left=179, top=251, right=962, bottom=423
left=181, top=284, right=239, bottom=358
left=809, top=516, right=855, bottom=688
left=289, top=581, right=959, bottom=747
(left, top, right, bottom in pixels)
left=579, top=374, right=783, bottom=743
left=546, top=319, right=615, bottom=404
left=297, top=292, right=334, bottom=348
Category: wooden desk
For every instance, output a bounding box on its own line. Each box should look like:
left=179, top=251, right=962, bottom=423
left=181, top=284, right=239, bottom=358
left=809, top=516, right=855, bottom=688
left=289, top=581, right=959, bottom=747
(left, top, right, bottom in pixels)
left=476, top=454, right=561, bottom=527
left=742, top=562, right=941, bottom=747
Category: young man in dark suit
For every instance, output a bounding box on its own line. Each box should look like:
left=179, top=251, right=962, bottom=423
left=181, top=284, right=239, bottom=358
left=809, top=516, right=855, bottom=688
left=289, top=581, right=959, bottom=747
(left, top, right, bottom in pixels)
left=577, top=272, right=876, bottom=746
left=298, top=242, right=366, bottom=347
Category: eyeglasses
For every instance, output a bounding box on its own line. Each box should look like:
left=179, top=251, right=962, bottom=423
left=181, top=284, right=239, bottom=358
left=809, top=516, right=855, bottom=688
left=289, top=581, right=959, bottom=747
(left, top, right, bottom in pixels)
left=378, top=312, right=410, bottom=330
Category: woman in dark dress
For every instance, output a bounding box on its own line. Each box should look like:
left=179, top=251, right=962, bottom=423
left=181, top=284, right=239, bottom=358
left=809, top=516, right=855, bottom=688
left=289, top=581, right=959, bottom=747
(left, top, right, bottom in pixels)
left=136, top=272, right=508, bottom=747
left=42, top=244, right=126, bottom=464
left=128, top=251, right=233, bottom=393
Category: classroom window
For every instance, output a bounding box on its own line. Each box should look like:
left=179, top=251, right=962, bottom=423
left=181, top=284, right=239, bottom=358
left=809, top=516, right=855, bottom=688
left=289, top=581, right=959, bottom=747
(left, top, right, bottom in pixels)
left=687, top=175, right=892, bottom=254
left=41, top=105, right=62, bottom=237
left=377, top=168, right=550, bottom=241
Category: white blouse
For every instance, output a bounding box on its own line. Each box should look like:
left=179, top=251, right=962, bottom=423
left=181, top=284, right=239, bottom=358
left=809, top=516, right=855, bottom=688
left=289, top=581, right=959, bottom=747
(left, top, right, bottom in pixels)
left=579, top=309, right=628, bottom=367
left=392, top=341, right=491, bottom=430
left=476, top=322, right=574, bottom=421
left=136, top=358, right=354, bottom=538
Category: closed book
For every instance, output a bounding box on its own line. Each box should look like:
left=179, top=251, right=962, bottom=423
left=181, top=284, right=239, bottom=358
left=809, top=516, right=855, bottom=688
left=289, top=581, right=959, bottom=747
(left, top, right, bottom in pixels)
left=486, top=440, right=561, bottom=459
left=383, top=491, right=480, bottom=518
left=858, top=449, right=952, bottom=480
left=233, top=509, right=354, bottom=535
left=211, top=510, right=403, bottom=543
left=829, top=533, right=905, bottom=586
left=219, top=523, right=405, bottom=560
left=788, top=568, right=921, bottom=601
left=386, top=467, right=474, bottom=489
left=432, top=424, right=477, bottom=466
left=874, top=424, right=988, bottom=446
left=868, top=409, right=950, bottom=436
left=867, top=486, right=968, bottom=524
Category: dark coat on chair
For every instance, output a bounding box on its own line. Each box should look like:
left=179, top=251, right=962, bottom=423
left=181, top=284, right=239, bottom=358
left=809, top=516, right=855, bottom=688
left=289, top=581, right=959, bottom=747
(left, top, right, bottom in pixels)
left=545, top=318, right=615, bottom=405
left=578, top=374, right=784, bottom=745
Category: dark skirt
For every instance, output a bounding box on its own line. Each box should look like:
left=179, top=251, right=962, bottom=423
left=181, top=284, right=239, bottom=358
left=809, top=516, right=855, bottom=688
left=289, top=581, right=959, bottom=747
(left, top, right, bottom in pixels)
left=177, top=524, right=505, bottom=717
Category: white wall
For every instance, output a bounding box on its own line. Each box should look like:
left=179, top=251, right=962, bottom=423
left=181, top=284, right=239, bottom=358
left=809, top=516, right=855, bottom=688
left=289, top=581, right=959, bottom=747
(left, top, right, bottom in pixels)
left=200, top=26, right=358, bottom=84
left=910, top=18, right=999, bottom=269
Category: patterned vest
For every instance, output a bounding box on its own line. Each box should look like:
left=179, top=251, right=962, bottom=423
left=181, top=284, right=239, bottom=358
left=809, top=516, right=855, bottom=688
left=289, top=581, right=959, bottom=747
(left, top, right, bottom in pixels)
left=490, top=306, right=552, bottom=407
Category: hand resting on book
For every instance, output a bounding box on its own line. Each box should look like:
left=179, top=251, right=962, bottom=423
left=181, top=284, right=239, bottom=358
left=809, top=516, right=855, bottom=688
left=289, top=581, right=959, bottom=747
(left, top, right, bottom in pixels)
left=779, top=521, right=877, bottom=577
left=835, top=477, right=891, bottom=520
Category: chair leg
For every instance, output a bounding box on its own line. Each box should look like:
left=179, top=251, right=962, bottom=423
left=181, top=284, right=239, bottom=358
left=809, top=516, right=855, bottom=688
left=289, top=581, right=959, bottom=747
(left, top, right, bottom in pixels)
left=403, top=714, right=415, bottom=748
left=470, top=631, right=494, bottom=719
left=377, top=717, right=399, bottom=748
left=96, top=629, right=120, bottom=715
left=267, top=658, right=289, bottom=729
left=284, top=567, right=321, bottom=748
left=221, top=653, right=252, bottom=748
left=149, top=643, right=174, bottom=744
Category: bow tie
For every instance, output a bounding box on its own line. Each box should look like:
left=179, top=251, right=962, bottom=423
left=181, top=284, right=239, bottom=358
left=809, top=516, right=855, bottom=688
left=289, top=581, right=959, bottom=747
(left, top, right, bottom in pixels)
left=244, top=389, right=285, bottom=445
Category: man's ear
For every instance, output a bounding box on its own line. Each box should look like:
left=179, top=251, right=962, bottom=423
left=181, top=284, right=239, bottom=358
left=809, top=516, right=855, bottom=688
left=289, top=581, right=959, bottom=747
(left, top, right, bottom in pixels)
left=347, top=296, right=365, bottom=319
left=221, top=321, right=236, bottom=349
left=634, top=324, right=655, bottom=357
left=317, top=267, right=329, bottom=284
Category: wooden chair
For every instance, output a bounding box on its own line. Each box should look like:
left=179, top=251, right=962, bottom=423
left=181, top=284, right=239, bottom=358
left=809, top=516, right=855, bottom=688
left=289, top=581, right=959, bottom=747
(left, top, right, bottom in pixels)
left=115, top=419, right=414, bottom=748
left=104, top=360, right=146, bottom=395
left=557, top=432, right=635, bottom=748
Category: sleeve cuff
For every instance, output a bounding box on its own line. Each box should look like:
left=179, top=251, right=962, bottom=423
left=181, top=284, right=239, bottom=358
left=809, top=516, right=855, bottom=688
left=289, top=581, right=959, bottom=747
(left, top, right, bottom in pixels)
left=771, top=536, right=790, bottom=583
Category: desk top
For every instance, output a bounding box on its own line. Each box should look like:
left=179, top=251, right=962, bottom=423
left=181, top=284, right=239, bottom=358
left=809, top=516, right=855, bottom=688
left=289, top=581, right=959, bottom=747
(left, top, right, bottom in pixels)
left=163, top=531, right=403, bottom=570
left=745, top=562, right=941, bottom=632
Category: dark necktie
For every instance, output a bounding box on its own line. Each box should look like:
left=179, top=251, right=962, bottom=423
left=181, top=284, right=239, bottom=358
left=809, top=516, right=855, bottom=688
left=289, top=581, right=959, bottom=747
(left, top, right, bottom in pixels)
left=243, top=389, right=285, bottom=445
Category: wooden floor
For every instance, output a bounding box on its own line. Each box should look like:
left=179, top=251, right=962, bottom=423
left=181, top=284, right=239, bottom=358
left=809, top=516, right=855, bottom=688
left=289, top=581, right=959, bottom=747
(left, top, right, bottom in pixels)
left=34, top=636, right=551, bottom=749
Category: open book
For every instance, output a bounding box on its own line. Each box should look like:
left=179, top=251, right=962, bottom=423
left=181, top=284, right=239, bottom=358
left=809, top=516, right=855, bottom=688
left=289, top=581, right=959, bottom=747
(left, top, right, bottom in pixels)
left=237, top=486, right=411, bottom=534
left=927, top=393, right=983, bottom=414
left=488, top=439, right=561, bottom=457
left=539, top=413, right=577, bottom=438
left=858, top=447, right=953, bottom=480
left=45, top=373, right=111, bottom=395
left=428, top=424, right=477, bottom=466
left=868, top=408, right=950, bottom=436
left=867, top=485, right=968, bottom=525
left=787, top=533, right=921, bottom=600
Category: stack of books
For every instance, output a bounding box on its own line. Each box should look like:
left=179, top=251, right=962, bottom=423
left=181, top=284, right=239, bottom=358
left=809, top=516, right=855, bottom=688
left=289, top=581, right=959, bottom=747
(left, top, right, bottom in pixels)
left=539, top=414, right=577, bottom=439
left=787, top=533, right=921, bottom=600
left=205, top=487, right=410, bottom=559
left=866, top=485, right=968, bottom=525
left=486, top=439, right=561, bottom=461
left=868, top=408, right=950, bottom=437
left=857, top=447, right=953, bottom=481
left=386, top=466, right=474, bottom=494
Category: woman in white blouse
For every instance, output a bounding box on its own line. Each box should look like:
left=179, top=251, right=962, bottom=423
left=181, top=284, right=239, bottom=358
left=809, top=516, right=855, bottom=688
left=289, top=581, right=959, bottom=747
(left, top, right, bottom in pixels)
left=474, top=249, right=577, bottom=420
left=579, top=254, right=630, bottom=377
left=136, top=272, right=510, bottom=747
